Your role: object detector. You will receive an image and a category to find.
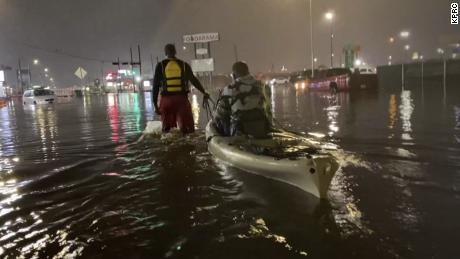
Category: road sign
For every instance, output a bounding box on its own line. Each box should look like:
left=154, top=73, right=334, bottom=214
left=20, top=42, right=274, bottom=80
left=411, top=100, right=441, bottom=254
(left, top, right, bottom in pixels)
left=196, top=48, right=208, bottom=55
left=75, top=67, right=87, bottom=80
left=0, top=65, right=12, bottom=71
left=191, top=58, right=214, bottom=72
left=183, top=33, right=219, bottom=43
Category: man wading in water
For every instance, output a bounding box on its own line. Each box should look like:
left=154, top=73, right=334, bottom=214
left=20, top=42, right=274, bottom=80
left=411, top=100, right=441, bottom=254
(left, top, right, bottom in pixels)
left=152, top=44, right=210, bottom=134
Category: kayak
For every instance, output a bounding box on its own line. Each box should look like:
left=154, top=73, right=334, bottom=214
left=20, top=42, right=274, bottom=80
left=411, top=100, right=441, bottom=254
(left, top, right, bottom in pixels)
left=205, top=121, right=340, bottom=199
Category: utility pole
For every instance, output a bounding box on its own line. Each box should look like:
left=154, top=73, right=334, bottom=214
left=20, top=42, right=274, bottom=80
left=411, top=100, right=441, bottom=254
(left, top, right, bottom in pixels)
left=325, top=12, right=335, bottom=68
left=150, top=54, right=155, bottom=76
left=233, top=44, right=239, bottom=62
left=309, top=0, right=314, bottom=78
left=27, top=64, right=31, bottom=89
left=18, top=58, right=24, bottom=93
left=130, top=47, right=135, bottom=92
left=330, top=22, right=334, bottom=68
left=138, top=45, right=143, bottom=92
left=117, top=57, right=121, bottom=93
left=138, top=45, right=142, bottom=78
left=100, top=62, right=105, bottom=92
left=113, top=51, right=142, bottom=93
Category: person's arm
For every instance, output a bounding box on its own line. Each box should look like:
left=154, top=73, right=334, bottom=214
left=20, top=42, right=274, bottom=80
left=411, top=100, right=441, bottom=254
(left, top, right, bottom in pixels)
left=185, top=63, right=207, bottom=95
left=152, top=63, right=162, bottom=113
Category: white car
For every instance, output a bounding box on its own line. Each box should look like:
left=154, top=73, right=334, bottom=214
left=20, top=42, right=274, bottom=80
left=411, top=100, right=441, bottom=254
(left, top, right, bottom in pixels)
left=23, top=89, right=56, bottom=105
left=353, top=67, right=376, bottom=74
left=270, top=77, right=290, bottom=85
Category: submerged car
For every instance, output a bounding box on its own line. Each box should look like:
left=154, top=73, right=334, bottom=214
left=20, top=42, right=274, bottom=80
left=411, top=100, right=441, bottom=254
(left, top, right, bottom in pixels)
left=291, top=67, right=378, bottom=92
left=270, top=77, right=290, bottom=85
left=352, top=66, right=377, bottom=75
left=23, top=89, right=56, bottom=105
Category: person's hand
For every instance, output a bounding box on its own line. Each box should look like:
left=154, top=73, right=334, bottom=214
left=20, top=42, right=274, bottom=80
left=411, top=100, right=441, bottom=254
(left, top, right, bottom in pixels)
left=154, top=105, right=161, bottom=115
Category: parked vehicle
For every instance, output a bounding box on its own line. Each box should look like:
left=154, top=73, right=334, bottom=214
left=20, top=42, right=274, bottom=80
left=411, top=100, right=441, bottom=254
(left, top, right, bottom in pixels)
left=309, top=68, right=352, bottom=91
left=292, top=68, right=378, bottom=92
left=352, top=66, right=376, bottom=75
left=23, top=89, right=56, bottom=105
left=289, top=70, right=309, bottom=84
left=270, top=76, right=290, bottom=85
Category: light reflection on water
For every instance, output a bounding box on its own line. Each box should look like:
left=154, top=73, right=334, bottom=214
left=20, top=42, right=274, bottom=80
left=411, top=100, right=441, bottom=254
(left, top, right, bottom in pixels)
left=0, top=87, right=459, bottom=258
left=399, top=90, right=414, bottom=142
left=388, top=94, right=398, bottom=132
left=107, top=94, right=120, bottom=143
left=191, top=94, right=200, bottom=126
left=455, top=105, right=460, bottom=144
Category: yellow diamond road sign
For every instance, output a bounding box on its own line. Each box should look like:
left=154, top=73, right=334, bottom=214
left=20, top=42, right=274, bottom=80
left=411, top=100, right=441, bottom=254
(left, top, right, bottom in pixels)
left=75, top=67, right=87, bottom=80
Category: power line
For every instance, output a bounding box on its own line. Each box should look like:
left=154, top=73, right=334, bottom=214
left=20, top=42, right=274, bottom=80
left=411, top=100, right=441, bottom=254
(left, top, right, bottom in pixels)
left=7, top=39, right=111, bottom=63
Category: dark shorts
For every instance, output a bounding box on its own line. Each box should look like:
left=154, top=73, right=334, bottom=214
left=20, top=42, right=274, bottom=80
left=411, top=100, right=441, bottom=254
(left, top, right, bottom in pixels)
left=159, top=95, right=195, bottom=134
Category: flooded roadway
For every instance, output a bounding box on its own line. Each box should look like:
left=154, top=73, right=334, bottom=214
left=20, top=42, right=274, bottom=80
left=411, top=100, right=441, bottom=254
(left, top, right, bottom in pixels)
left=0, top=84, right=459, bottom=258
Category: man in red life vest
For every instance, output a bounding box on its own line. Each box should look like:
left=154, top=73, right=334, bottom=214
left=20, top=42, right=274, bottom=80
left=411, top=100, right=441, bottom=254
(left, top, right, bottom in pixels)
left=153, top=44, right=209, bottom=134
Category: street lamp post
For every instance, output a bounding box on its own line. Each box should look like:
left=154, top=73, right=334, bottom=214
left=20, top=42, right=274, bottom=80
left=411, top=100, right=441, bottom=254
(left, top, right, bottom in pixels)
left=32, top=59, right=45, bottom=86
left=308, top=0, right=314, bottom=78
left=437, top=48, right=445, bottom=59
left=325, top=12, right=334, bottom=68
left=32, top=60, right=54, bottom=87
left=404, top=44, right=410, bottom=62
left=400, top=31, right=410, bottom=39
left=399, top=30, right=410, bottom=63
left=388, top=37, right=395, bottom=65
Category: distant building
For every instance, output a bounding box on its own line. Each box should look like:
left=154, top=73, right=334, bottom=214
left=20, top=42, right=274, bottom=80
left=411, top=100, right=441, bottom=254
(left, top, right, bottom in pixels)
left=343, top=44, right=361, bottom=69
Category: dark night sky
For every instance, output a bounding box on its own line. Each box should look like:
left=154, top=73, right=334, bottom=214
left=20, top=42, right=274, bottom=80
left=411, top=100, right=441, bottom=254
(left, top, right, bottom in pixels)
left=0, top=0, right=458, bottom=87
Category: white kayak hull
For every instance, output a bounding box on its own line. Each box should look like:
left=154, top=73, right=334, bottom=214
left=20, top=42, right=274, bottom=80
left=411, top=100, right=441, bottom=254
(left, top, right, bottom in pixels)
left=206, top=122, right=339, bottom=199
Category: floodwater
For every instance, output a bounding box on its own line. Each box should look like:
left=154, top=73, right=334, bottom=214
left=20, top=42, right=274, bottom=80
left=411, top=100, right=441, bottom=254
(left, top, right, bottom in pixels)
left=0, top=84, right=459, bottom=258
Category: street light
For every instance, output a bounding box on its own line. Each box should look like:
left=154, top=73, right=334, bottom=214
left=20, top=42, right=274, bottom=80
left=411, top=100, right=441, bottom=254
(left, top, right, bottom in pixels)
left=403, top=45, right=411, bottom=63
left=44, top=68, right=49, bottom=73
left=387, top=37, right=395, bottom=65
left=355, top=59, right=362, bottom=66
left=325, top=11, right=335, bottom=68
left=307, top=0, right=314, bottom=78
left=33, top=59, right=39, bottom=65
left=400, top=31, right=410, bottom=39
left=437, top=48, right=445, bottom=59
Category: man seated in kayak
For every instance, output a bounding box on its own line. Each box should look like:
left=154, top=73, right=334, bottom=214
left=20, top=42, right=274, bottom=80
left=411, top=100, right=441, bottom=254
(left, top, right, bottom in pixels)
left=214, top=61, right=272, bottom=138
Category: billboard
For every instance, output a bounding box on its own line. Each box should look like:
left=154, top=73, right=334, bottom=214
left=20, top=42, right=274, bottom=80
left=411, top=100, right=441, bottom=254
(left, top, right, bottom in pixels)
left=191, top=58, right=214, bottom=72
left=183, top=33, right=219, bottom=44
